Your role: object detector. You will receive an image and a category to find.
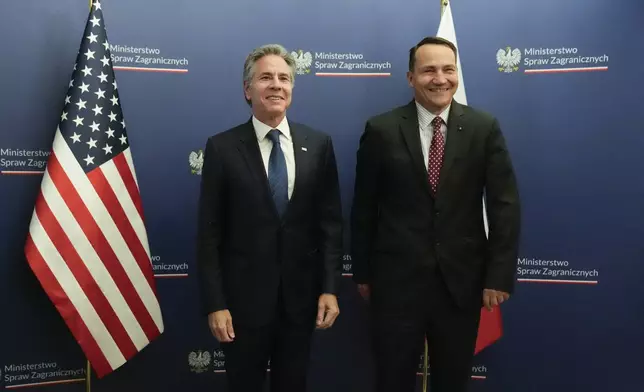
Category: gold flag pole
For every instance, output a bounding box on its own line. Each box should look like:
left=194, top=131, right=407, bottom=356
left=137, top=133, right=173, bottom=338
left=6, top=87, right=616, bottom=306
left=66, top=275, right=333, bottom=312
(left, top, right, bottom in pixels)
left=422, top=338, right=429, bottom=392
left=70, top=2, right=98, bottom=392
left=87, top=7, right=94, bottom=392
left=86, top=361, right=91, bottom=392
left=422, top=3, right=449, bottom=390
left=86, top=2, right=95, bottom=391
left=87, top=11, right=94, bottom=392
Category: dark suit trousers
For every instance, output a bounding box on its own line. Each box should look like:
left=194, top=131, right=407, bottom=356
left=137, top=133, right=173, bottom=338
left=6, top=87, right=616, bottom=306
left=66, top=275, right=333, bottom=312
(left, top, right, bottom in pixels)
left=371, top=267, right=481, bottom=392
left=220, top=291, right=316, bottom=392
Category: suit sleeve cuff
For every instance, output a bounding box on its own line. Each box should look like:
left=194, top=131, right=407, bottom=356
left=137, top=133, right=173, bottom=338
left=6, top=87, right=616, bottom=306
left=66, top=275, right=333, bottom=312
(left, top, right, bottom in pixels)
left=323, top=271, right=340, bottom=295
left=484, top=270, right=516, bottom=294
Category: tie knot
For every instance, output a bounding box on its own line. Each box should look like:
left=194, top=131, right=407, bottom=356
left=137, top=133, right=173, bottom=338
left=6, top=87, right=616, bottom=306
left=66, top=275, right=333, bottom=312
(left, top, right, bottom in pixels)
left=267, top=129, right=281, bottom=144
left=431, top=116, right=443, bottom=128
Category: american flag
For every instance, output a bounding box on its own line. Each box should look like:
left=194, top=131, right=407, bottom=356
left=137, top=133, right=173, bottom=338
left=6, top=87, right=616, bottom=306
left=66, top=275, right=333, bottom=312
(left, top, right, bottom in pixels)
left=24, top=1, right=163, bottom=378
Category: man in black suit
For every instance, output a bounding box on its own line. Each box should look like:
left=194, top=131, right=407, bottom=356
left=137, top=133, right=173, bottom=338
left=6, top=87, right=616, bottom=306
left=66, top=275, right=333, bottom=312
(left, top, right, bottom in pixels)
left=350, top=36, right=521, bottom=392
left=197, top=43, right=343, bottom=392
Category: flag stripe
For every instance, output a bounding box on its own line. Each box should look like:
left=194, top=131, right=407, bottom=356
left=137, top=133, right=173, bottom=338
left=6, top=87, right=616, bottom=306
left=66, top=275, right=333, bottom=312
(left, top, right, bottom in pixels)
left=104, top=154, right=150, bottom=259
left=52, top=132, right=163, bottom=334
left=46, top=150, right=160, bottom=345
left=110, top=147, right=145, bottom=234
left=87, top=166, right=161, bottom=339
left=26, top=215, right=125, bottom=371
left=123, top=148, right=139, bottom=189
left=34, top=188, right=139, bottom=359
left=25, top=234, right=113, bottom=377
left=39, top=166, right=150, bottom=352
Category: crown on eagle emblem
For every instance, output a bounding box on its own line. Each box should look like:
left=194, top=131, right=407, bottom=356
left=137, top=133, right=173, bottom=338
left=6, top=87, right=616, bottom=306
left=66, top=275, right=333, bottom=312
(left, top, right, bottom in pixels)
left=291, top=49, right=312, bottom=75
left=189, top=149, right=204, bottom=175
left=496, top=46, right=521, bottom=73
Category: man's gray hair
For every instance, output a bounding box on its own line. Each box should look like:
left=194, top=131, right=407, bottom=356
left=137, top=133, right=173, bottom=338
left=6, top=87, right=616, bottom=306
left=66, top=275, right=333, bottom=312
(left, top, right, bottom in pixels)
left=243, top=44, right=296, bottom=105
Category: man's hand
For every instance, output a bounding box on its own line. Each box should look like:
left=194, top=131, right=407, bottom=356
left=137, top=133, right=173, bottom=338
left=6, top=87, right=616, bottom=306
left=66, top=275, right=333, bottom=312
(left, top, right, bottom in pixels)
left=316, top=294, right=340, bottom=329
left=483, top=289, right=510, bottom=311
left=208, top=310, right=235, bottom=342
left=357, top=284, right=370, bottom=301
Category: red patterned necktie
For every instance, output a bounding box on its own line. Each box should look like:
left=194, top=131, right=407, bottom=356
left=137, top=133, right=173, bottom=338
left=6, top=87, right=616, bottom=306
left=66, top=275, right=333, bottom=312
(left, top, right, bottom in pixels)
left=427, top=116, right=445, bottom=194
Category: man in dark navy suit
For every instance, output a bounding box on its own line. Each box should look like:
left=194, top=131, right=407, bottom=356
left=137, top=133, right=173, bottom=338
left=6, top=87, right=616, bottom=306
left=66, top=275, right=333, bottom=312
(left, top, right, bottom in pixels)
left=197, top=44, right=343, bottom=392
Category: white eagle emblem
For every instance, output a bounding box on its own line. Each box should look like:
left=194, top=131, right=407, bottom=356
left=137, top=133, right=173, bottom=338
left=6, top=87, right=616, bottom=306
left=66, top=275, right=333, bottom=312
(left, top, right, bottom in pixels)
left=291, top=49, right=312, bottom=75
left=189, top=149, right=204, bottom=175
left=188, top=350, right=211, bottom=373
left=496, top=46, right=521, bottom=73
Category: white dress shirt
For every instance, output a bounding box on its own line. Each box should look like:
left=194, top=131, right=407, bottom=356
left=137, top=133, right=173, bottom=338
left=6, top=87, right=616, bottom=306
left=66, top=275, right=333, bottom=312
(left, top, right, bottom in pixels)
left=416, top=101, right=450, bottom=170
left=252, top=115, right=296, bottom=199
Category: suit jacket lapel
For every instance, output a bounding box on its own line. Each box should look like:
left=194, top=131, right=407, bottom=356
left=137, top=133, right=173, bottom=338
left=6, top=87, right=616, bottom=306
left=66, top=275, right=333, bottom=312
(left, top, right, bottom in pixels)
left=284, top=121, right=311, bottom=219
left=237, top=119, right=280, bottom=219
left=287, top=121, right=307, bottom=213
left=399, top=101, right=433, bottom=198
left=437, top=101, right=470, bottom=194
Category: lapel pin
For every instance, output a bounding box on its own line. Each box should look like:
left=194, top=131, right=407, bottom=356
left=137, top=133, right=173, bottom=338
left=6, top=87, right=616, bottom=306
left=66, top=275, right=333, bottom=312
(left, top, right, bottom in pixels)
left=301, top=147, right=307, bottom=151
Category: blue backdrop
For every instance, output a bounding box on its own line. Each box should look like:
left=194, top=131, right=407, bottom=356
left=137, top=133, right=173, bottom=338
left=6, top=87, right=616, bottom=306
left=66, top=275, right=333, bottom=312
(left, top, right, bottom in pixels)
left=1, top=0, right=643, bottom=391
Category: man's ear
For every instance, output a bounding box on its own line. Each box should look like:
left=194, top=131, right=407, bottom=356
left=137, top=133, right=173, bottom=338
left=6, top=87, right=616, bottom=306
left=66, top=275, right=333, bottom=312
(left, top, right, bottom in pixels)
left=243, top=81, right=251, bottom=101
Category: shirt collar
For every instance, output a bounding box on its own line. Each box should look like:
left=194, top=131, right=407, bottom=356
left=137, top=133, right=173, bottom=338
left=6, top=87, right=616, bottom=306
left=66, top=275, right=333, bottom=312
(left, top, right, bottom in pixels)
left=253, top=115, right=291, bottom=141
left=415, top=100, right=451, bottom=130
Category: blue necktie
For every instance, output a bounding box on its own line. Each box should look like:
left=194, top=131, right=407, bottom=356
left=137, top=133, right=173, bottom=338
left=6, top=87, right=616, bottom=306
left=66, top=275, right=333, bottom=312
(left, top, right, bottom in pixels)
left=266, top=129, right=288, bottom=217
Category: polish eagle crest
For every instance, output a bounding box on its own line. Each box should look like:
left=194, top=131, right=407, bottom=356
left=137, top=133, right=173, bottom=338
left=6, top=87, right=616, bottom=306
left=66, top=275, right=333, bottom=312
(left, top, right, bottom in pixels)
left=496, top=46, right=521, bottom=73
left=189, top=149, right=204, bottom=175
left=291, top=50, right=312, bottom=75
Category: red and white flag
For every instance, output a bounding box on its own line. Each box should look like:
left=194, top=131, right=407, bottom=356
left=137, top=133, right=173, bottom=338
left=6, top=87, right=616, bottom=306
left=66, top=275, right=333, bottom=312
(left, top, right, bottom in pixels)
left=436, top=1, right=503, bottom=354
left=24, top=1, right=163, bottom=377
